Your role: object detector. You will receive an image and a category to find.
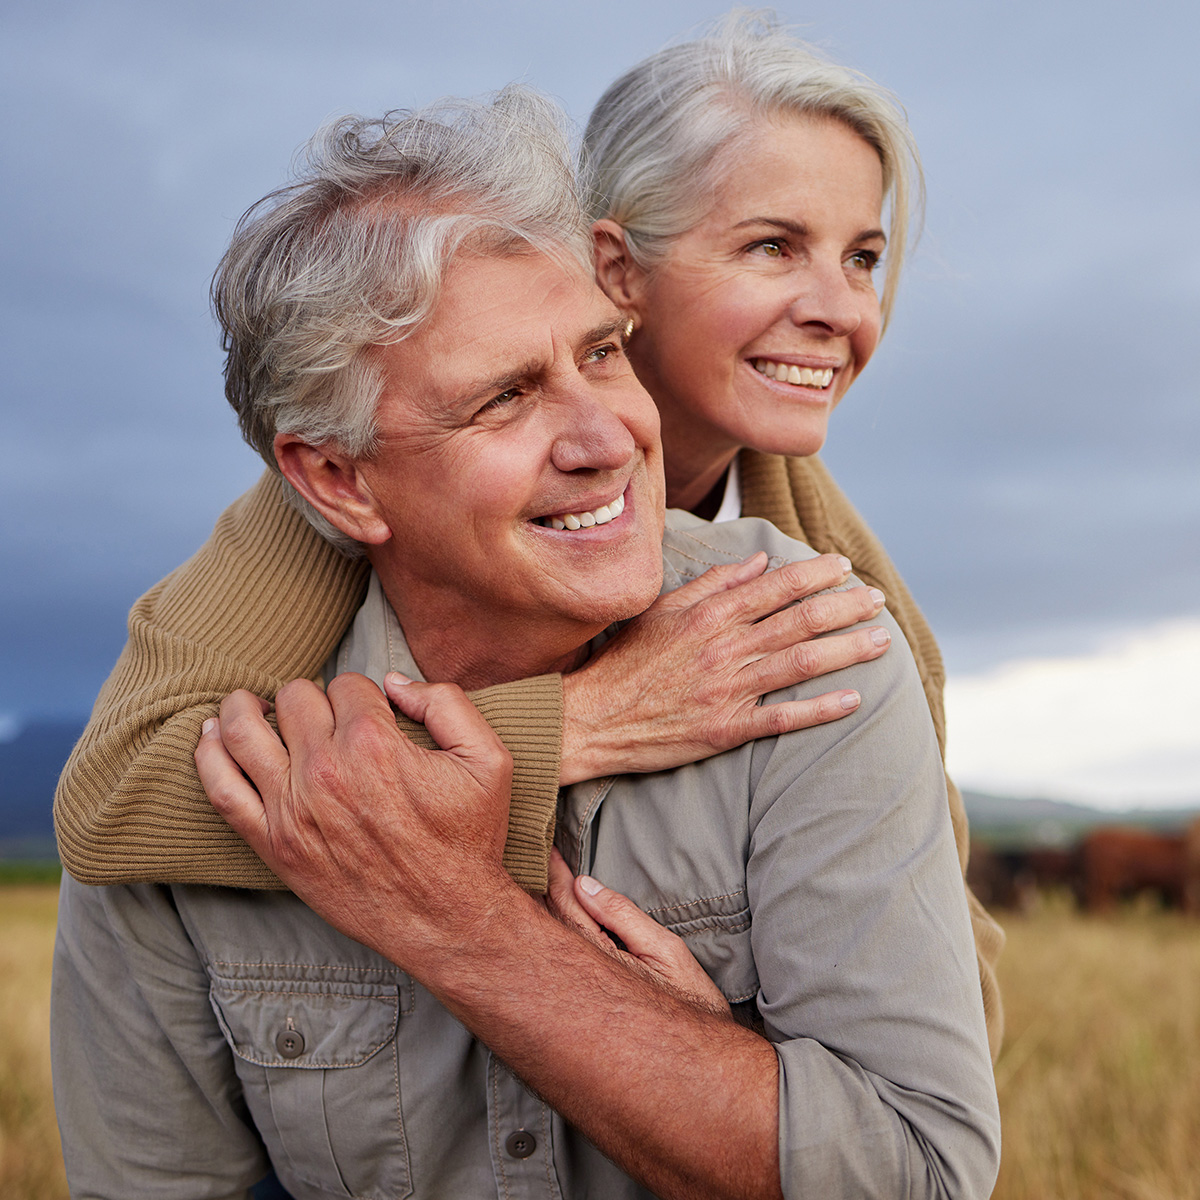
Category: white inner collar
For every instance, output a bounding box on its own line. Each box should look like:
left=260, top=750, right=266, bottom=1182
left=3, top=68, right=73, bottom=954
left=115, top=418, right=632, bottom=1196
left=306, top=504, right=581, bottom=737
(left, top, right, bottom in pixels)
left=710, top=455, right=742, bottom=524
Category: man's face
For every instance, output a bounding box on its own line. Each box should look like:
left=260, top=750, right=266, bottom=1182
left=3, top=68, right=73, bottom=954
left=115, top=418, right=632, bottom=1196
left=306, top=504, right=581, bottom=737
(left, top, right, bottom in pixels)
left=357, top=249, right=666, bottom=682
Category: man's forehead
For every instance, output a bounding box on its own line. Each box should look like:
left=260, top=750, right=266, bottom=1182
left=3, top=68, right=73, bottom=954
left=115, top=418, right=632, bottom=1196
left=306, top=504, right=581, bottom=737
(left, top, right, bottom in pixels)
left=377, top=250, right=621, bottom=410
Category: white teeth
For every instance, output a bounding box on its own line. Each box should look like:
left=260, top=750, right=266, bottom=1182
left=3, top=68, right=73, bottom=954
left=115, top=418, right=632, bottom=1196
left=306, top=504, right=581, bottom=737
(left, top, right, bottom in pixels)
left=538, top=490, right=625, bottom=531
left=754, top=359, right=834, bottom=389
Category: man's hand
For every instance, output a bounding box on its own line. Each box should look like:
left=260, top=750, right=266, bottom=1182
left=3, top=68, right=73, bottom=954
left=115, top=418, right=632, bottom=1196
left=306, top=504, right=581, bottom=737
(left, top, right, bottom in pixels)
left=194, top=672, right=514, bottom=956
left=545, top=848, right=730, bottom=1017
left=560, top=552, right=889, bottom=783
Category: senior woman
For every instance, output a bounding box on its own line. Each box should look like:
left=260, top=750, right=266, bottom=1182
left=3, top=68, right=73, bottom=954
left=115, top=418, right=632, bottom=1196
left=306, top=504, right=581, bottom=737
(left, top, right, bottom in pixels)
left=54, top=13, right=1003, bottom=1055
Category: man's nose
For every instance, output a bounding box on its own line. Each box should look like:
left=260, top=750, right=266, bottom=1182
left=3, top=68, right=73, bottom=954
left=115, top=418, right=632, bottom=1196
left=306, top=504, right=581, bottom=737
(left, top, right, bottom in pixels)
left=550, top=391, right=637, bottom=474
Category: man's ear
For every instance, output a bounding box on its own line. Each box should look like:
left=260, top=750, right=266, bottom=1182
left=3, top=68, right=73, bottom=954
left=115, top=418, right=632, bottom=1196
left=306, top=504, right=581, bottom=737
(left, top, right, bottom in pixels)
left=592, top=219, right=649, bottom=321
left=274, top=435, right=392, bottom=546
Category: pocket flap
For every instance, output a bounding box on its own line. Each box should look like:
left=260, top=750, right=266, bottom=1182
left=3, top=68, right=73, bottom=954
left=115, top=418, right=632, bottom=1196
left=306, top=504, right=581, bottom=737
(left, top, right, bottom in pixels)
left=210, top=973, right=401, bottom=1069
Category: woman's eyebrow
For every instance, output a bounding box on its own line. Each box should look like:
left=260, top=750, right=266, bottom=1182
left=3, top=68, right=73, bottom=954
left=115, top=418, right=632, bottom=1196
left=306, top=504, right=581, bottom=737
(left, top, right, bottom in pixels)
left=733, top=216, right=810, bottom=236
left=733, top=216, right=887, bottom=245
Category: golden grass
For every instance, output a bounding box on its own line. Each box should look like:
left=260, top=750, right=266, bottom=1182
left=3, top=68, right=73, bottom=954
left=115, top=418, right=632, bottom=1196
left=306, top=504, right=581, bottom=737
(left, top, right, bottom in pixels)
left=993, top=895, right=1200, bottom=1200
left=0, top=885, right=67, bottom=1200
left=3, top=884, right=1199, bottom=1198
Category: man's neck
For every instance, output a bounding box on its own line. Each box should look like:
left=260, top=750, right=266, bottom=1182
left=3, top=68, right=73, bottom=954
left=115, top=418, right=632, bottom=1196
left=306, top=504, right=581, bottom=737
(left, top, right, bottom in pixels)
left=369, top=567, right=596, bottom=690
left=407, top=629, right=592, bottom=692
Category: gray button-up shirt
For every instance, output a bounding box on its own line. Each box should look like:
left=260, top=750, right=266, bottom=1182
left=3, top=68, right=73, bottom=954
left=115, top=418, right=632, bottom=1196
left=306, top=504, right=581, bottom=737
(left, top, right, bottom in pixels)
left=52, top=513, right=1000, bottom=1199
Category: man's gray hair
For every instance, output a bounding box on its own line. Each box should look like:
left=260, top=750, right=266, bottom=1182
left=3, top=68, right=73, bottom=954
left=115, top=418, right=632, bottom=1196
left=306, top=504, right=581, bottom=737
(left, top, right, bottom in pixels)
left=580, top=10, right=923, bottom=327
left=212, top=85, right=590, bottom=552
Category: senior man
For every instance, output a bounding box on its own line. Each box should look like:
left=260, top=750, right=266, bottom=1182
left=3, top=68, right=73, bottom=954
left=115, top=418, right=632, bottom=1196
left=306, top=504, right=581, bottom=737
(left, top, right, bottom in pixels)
left=52, top=89, right=999, bottom=1199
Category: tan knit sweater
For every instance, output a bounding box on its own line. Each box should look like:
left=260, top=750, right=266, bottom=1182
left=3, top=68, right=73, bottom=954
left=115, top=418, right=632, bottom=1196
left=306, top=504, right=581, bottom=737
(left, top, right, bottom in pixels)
left=54, top=454, right=1004, bottom=1056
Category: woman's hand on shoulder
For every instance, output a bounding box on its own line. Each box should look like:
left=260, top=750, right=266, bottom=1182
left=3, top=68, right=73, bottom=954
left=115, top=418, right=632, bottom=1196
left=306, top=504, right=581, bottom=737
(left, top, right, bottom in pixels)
left=560, top=552, right=889, bottom=783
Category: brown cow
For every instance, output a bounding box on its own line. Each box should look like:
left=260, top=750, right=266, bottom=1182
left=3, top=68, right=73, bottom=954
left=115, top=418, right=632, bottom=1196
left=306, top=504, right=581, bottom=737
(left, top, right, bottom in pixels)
left=1185, top=815, right=1200, bottom=915
left=967, top=841, right=1081, bottom=911
left=1079, top=826, right=1187, bottom=911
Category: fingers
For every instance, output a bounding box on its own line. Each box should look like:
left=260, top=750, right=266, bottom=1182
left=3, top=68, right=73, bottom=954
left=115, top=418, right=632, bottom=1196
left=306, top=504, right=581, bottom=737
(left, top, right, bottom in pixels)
left=545, top=847, right=604, bottom=939
left=694, top=553, right=855, bottom=627
left=572, top=873, right=729, bottom=1014
left=571, top=872, right=674, bottom=962
left=213, top=689, right=292, bottom=799
left=654, top=552, right=770, bottom=610
left=731, top=690, right=866, bottom=741
left=760, top=581, right=886, bottom=644
left=382, top=672, right=512, bottom=783
left=194, top=716, right=271, bottom=850
left=745, top=623, right=891, bottom=698
left=274, top=677, right=337, bottom=767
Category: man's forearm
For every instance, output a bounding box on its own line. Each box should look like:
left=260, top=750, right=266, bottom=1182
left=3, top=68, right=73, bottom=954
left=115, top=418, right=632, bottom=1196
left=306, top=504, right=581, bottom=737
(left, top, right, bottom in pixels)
left=371, top=872, right=782, bottom=1200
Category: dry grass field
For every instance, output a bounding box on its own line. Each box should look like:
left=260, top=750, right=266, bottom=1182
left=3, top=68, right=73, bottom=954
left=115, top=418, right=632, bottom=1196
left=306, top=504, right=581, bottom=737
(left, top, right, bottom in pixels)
left=2, top=883, right=1198, bottom=1199
left=992, top=895, right=1200, bottom=1200
left=0, top=885, right=67, bottom=1199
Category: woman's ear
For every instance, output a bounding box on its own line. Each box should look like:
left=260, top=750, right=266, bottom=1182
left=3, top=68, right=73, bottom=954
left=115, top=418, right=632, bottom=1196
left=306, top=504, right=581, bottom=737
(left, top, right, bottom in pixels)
left=274, top=434, right=393, bottom=546
left=592, top=219, right=649, bottom=319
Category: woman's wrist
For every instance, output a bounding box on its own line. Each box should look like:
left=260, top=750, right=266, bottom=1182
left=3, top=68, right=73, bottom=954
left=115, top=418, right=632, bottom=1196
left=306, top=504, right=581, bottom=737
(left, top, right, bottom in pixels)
left=559, top=666, right=610, bottom=785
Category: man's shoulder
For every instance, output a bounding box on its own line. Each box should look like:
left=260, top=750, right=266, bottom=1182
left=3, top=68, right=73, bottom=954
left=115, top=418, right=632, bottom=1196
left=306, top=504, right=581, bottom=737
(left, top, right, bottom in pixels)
left=660, top=510, right=820, bottom=591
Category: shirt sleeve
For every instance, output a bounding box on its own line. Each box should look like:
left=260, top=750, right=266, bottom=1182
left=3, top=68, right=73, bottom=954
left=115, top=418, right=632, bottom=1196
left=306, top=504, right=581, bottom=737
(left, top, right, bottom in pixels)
left=51, top=874, right=268, bottom=1198
left=743, top=588, right=1001, bottom=1197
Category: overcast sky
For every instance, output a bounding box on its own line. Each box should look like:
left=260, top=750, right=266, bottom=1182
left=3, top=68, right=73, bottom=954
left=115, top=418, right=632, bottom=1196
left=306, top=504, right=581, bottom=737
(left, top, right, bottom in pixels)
left=2, top=0, right=1197, bottom=806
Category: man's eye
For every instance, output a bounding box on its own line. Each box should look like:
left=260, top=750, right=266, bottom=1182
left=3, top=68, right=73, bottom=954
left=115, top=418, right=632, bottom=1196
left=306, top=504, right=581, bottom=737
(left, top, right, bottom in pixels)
left=584, top=342, right=620, bottom=364
left=478, top=389, right=519, bottom=415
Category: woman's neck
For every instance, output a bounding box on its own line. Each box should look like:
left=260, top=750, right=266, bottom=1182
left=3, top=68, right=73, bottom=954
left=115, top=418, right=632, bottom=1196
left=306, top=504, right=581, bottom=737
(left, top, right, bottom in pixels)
left=663, top=444, right=740, bottom=516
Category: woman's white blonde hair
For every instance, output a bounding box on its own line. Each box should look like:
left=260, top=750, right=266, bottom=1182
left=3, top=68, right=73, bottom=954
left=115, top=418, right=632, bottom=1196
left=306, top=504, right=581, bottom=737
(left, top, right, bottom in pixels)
left=580, top=10, right=924, bottom=327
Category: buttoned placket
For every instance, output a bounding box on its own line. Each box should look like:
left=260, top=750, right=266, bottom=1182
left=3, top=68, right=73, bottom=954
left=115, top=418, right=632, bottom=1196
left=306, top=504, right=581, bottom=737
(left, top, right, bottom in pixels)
left=486, top=1051, right=564, bottom=1199
left=556, top=777, right=616, bottom=879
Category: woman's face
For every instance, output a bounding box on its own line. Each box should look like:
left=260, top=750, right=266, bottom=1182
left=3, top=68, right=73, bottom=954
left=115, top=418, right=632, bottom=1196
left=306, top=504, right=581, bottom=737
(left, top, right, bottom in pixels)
left=603, top=115, right=885, bottom=493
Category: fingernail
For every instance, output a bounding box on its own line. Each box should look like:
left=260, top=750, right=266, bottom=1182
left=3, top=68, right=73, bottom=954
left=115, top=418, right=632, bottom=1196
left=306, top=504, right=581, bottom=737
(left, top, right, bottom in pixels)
left=869, top=588, right=885, bottom=607
left=839, top=691, right=861, bottom=710
left=385, top=671, right=412, bottom=686
left=578, top=875, right=604, bottom=896
left=838, top=556, right=852, bottom=573
left=870, top=627, right=891, bottom=647
left=201, top=718, right=218, bottom=736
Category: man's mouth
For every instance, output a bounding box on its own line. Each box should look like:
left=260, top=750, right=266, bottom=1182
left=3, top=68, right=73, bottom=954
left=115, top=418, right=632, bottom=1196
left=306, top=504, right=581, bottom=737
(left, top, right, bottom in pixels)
left=752, top=358, right=834, bottom=390
left=533, top=490, right=626, bottom=531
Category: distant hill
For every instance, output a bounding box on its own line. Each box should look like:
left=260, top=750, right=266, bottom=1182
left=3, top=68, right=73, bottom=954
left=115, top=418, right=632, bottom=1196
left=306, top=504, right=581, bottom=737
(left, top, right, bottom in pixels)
left=0, top=718, right=84, bottom=858
left=962, top=789, right=1199, bottom=849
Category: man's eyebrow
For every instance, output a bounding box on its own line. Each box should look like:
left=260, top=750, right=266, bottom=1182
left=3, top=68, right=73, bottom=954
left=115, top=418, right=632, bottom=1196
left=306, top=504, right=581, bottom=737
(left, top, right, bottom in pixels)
left=450, top=315, right=631, bottom=413
left=457, top=360, right=539, bottom=409
left=733, top=216, right=888, bottom=245
left=580, top=315, right=630, bottom=348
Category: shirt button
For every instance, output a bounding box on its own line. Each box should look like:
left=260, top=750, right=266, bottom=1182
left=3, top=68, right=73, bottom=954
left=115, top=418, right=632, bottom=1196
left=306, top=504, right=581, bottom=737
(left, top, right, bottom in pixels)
left=275, top=1029, right=306, bottom=1059
left=505, top=1130, right=537, bottom=1159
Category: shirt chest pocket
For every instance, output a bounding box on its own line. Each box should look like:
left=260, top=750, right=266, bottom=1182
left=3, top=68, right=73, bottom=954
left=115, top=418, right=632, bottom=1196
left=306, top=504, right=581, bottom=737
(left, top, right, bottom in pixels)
left=646, top=888, right=760, bottom=1006
left=209, top=968, right=413, bottom=1200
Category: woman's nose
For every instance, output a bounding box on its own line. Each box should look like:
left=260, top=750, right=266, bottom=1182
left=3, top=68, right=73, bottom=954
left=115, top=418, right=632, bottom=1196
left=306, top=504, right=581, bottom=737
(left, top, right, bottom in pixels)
left=788, top=262, right=864, bottom=338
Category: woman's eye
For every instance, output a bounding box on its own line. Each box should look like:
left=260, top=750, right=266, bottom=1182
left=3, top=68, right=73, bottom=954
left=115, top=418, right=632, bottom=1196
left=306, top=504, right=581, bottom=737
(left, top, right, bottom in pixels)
left=751, top=239, right=786, bottom=258
left=848, top=249, right=881, bottom=271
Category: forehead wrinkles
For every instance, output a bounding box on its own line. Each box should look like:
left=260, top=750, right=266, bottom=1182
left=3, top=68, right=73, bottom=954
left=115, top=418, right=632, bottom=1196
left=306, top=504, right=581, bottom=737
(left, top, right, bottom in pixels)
left=371, top=254, right=615, bottom=427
